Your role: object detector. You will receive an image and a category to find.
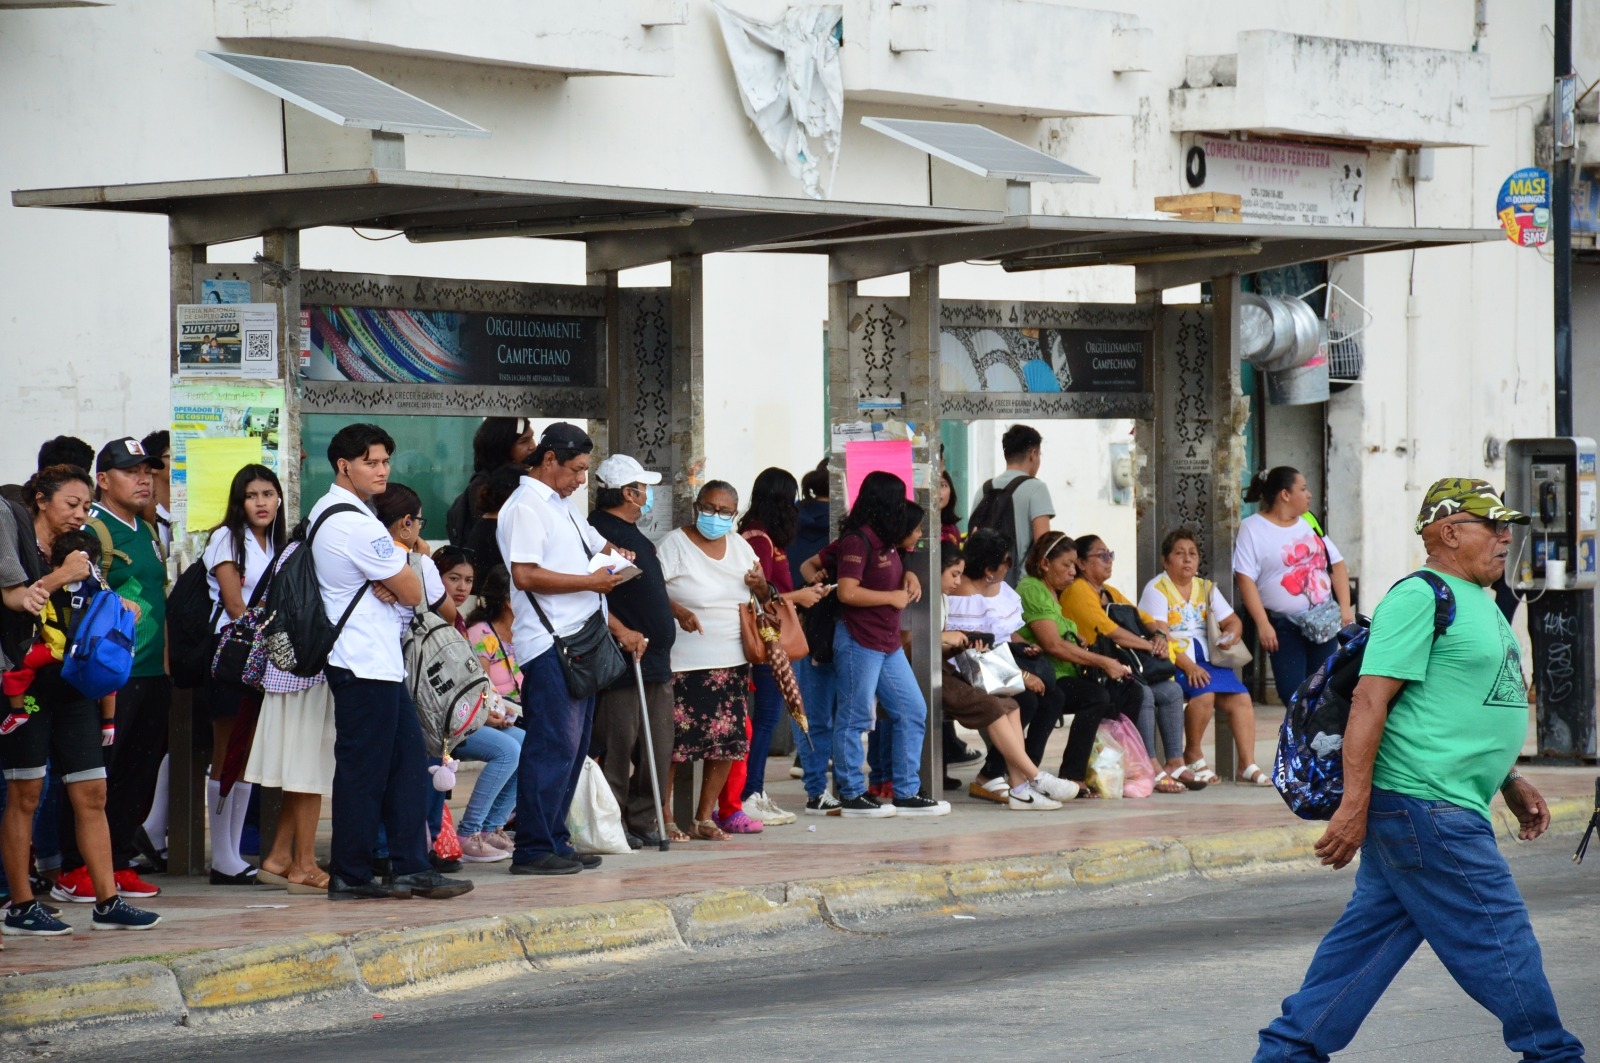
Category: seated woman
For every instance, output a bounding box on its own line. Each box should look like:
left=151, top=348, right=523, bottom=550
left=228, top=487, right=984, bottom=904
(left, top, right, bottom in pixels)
left=465, top=564, right=522, bottom=716
left=1139, top=529, right=1271, bottom=786
left=943, top=528, right=1066, bottom=803
left=939, top=543, right=1079, bottom=808
left=1061, top=534, right=1198, bottom=794
left=1013, top=531, right=1133, bottom=794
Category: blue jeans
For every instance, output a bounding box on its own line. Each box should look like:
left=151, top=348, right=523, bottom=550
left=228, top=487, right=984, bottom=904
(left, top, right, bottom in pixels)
left=1256, top=789, right=1584, bottom=1062
left=1266, top=614, right=1338, bottom=706
left=325, top=667, right=431, bottom=882
left=743, top=665, right=783, bottom=800
left=513, top=648, right=595, bottom=862
left=867, top=717, right=893, bottom=787
left=832, top=626, right=927, bottom=799
left=455, top=724, right=525, bottom=836
left=792, top=657, right=839, bottom=799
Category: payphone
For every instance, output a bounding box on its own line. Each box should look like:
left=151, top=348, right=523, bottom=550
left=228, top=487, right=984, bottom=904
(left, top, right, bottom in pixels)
left=1506, top=437, right=1598, bottom=592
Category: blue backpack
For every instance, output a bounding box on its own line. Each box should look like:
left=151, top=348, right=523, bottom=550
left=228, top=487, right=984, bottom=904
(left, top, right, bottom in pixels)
left=61, top=580, right=137, bottom=701
left=1272, top=571, right=1455, bottom=820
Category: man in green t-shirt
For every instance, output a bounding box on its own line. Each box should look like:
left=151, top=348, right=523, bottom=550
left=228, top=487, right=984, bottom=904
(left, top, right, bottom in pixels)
left=51, top=437, right=168, bottom=904
left=1257, top=479, right=1582, bottom=1062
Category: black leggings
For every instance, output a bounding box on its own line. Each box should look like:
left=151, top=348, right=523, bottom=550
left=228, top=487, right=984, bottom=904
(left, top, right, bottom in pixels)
left=1049, top=676, right=1141, bottom=781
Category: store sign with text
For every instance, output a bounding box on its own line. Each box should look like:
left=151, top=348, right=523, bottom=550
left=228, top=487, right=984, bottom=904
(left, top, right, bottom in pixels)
left=1180, top=135, right=1367, bottom=226
left=940, top=327, right=1147, bottom=393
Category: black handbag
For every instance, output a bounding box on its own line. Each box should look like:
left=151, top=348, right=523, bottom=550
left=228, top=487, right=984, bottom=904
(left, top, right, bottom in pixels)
left=524, top=511, right=627, bottom=700
left=1101, top=599, right=1179, bottom=685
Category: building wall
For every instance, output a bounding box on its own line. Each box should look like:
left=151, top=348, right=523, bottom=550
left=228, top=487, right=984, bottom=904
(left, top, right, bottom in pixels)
left=0, top=0, right=1574, bottom=603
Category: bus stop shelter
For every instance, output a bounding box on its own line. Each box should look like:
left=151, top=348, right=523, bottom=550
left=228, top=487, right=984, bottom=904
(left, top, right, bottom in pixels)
left=15, top=168, right=1496, bottom=870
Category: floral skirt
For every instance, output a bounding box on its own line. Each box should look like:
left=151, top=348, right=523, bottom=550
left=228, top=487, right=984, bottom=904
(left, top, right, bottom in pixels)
left=672, top=665, right=751, bottom=763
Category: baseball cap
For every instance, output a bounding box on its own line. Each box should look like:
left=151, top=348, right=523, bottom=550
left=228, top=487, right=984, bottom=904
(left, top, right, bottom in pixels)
left=595, top=454, right=663, bottom=488
left=96, top=436, right=157, bottom=474
left=534, top=422, right=594, bottom=457
left=1415, top=477, right=1530, bottom=534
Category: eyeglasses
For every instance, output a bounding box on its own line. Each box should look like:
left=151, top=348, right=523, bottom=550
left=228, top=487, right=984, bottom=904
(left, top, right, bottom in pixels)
left=1087, top=550, right=1115, bottom=562
left=407, top=516, right=428, bottom=530
left=1447, top=517, right=1511, bottom=536
left=696, top=506, right=738, bottom=520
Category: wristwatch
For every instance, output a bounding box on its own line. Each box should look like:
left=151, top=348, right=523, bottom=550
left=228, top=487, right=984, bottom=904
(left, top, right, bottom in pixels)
left=1501, top=769, right=1524, bottom=791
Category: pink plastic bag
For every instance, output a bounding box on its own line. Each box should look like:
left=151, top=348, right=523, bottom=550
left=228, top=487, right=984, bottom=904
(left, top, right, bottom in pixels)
left=1102, top=714, right=1157, bottom=798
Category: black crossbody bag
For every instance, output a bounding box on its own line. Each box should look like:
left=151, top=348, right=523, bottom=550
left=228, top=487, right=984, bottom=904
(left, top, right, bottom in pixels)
left=525, top=513, right=627, bottom=700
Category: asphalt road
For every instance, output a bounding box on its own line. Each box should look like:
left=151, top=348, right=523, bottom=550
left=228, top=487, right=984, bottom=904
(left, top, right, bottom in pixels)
left=47, top=849, right=1600, bottom=1062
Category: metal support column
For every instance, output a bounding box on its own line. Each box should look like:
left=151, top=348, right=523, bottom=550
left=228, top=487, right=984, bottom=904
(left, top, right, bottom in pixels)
left=670, top=256, right=704, bottom=826
left=905, top=267, right=945, bottom=792
left=1209, top=275, right=1247, bottom=779
left=262, top=229, right=302, bottom=522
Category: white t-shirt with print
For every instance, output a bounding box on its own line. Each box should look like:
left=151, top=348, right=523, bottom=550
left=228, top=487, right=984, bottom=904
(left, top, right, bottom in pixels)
left=658, top=528, right=759, bottom=673
left=1231, top=513, right=1343, bottom=617
left=1138, top=574, right=1235, bottom=661
left=307, top=485, right=408, bottom=681
left=202, top=525, right=274, bottom=633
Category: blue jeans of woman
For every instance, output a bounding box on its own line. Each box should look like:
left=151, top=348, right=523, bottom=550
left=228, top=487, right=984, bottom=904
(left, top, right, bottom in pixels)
left=832, top=626, right=927, bottom=799
left=1255, top=789, right=1584, bottom=1062
left=1266, top=614, right=1338, bottom=707
left=743, top=664, right=783, bottom=800
left=454, top=724, right=526, bottom=836
left=792, top=656, right=839, bottom=799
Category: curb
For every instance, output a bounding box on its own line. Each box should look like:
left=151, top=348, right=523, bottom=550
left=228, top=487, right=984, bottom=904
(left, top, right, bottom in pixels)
left=2, top=801, right=1592, bottom=1037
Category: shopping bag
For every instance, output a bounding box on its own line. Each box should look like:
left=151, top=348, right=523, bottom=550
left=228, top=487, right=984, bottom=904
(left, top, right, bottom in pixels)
left=566, top=757, right=632, bottom=855
left=1085, top=725, right=1126, bottom=799
left=434, top=802, right=463, bottom=862
left=954, top=642, right=1026, bottom=696
left=1102, top=714, right=1156, bottom=798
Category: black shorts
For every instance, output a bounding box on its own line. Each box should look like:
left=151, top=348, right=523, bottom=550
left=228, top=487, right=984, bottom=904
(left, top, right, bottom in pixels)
left=0, top=667, right=106, bottom=783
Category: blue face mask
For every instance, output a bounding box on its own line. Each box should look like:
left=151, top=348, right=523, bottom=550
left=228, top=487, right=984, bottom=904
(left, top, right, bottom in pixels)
left=639, top=485, right=654, bottom=516
left=696, top=512, right=735, bottom=540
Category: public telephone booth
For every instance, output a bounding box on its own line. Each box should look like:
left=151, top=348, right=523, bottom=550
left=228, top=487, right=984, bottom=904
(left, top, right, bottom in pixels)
left=15, top=167, right=1495, bottom=870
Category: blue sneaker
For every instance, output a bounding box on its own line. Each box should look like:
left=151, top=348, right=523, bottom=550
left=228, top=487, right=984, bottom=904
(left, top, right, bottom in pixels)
left=3, top=900, right=72, bottom=936
left=90, top=896, right=160, bottom=931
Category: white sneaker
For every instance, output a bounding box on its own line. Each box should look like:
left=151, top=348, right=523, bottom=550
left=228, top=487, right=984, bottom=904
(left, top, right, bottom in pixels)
left=1007, top=786, right=1063, bottom=811
left=747, top=791, right=797, bottom=826
left=1031, top=771, right=1081, bottom=802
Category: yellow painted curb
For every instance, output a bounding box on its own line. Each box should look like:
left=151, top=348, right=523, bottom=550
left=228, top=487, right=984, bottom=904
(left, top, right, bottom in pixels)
left=945, top=855, right=1078, bottom=902
left=675, top=888, right=824, bottom=946
left=0, top=961, right=183, bottom=1033
left=348, top=916, right=531, bottom=996
left=510, top=900, right=684, bottom=968
left=168, top=932, right=360, bottom=1014
left=1185, top=825, right=1322, bottom=875
left=1062, top=838, right=1191, bottom=887
left=801, top=867, right=956, bottom=922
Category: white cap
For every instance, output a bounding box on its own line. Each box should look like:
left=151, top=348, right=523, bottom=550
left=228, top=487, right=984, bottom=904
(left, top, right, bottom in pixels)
left=595, top=454, right=663, bottom=488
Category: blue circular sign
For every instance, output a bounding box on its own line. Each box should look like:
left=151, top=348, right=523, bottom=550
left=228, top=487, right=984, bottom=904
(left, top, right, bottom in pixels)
left=1496, top=167, right=1551, bottom=247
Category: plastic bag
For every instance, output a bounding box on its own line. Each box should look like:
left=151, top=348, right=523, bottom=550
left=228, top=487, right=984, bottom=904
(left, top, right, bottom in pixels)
left=434, top=802, right=463, bottom=862
left=1102, top=714, right=1156, bottom=799
left=1085, top=727, right=1125, bottom=799
left=954, top=643, right=1026, bottom=696
left=565, top=757, right=632, bottom=855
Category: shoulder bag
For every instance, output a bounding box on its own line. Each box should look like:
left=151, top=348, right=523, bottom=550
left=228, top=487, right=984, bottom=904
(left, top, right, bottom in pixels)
left=526, top=511, right=628, bottom=700
left=1101, top=593, right=1178, bottom=685
left=1283, top=518, right=1344, bottom=645
left=741, top=594, right=809, bottom=663
left=1202, top=579, right=1253, bottom=670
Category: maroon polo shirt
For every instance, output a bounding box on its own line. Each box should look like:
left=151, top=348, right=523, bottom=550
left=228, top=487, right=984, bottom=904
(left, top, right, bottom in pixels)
left=836, top=526, right=904, bottom=653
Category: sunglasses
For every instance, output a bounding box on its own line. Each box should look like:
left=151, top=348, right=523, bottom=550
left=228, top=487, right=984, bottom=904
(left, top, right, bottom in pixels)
left=1447, top=517, right=1511, bottom=536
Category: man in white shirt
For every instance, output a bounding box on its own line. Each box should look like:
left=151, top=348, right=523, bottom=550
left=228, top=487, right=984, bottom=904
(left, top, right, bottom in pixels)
left=312, top=423, right=472, bottom=901
left=497, top=423, right=630, bottom=875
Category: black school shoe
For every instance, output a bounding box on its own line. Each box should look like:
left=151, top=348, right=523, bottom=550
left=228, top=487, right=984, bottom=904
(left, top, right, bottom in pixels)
left=391, top=869, right=474, bottom=900
left=209, top=867, right=260, bottom=886
left=509, top=854, right=582, bottom=876
left=328, top=874, right=409, bottom=901
left=429, top=853, right=463, bottom=874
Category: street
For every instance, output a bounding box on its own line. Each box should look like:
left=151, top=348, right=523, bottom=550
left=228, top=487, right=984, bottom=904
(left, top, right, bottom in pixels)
left=61, top=848, right=1599, bottom=1063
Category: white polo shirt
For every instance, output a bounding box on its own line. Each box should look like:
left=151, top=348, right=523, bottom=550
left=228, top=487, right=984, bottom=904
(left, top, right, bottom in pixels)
left=307, top=484, right=408, bottom=681
left=498, top=474, right=608, bottom=662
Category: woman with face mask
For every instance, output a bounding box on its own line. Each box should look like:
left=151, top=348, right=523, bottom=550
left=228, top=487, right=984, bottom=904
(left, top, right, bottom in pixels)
left=657, top=481, right=774, bottom=840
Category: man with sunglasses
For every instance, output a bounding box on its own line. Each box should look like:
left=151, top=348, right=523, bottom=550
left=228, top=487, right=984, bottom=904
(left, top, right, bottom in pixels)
left=1257, top=478, right=1583, bottom=1062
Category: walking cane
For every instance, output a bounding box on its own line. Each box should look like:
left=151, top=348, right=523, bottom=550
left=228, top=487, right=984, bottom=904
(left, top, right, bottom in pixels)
left=634, top=652, right=670, bottom=852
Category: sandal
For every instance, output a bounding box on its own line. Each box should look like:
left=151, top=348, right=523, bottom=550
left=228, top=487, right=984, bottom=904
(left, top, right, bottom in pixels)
left=665, top=822, right=692, bottom=843
left=1069, top=781, right=1101, bottom=799
left=692, top=819, right=729, bottom=841
left=1153, top=772, right=1188, bottom=794
left=1236, top=763, right=1273, bottom=786
left=286, top=870, right=330, bottom=894
left=1185, top=758, right=1222, bottom=785
left=1168, top=766, right=1208, bottom=791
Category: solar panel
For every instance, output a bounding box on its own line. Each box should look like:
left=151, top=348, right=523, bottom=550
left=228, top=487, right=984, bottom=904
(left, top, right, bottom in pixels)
left=861, top=117, right=1096, bottom=183
left=198, top=52, right=489, bottom=138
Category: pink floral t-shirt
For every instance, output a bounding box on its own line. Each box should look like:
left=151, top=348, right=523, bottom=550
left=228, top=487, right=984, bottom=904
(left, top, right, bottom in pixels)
left=1231, top=513, right=1343, bottom=617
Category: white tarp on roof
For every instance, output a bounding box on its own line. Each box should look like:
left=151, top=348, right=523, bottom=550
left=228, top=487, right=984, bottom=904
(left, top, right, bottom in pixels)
left=713, top=2, right=844, bottom=200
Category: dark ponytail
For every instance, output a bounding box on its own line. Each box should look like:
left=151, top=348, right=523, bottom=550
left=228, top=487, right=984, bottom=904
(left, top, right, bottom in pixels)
left=1244, top=466, right=1300, bottom=508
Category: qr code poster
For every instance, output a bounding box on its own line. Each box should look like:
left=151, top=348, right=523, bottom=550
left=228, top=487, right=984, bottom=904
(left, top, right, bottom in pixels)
left=177, top=303, right=279, bottom=380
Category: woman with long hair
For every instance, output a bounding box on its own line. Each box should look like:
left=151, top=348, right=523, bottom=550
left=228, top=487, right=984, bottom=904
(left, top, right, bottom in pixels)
left=938, top=469, right=961, bottom=546
left=201, top=464, right=284, bottom=885
left=445, top=418, right=536, bottom=546
left=431, top=545, right=476, bottom=637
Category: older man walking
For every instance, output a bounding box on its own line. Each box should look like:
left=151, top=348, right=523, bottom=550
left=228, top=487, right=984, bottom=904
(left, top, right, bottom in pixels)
left=1255, top=478, right=1585, bottom=1062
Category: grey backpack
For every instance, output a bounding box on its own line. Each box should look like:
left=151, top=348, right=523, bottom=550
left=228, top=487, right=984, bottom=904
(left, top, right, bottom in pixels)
left=403, top=558, right=492, bottom=756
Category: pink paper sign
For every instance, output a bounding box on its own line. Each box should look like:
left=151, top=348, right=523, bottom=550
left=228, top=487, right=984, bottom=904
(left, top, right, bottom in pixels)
left=844, top=440, right=915, bottom=507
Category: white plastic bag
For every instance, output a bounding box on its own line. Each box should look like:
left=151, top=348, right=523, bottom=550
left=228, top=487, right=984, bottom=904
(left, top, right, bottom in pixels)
left=1086, top=726, right=1126, bottom=800
left=565, top=757, right=631, bottom=855
left=955, top=643, right=1026, bottom=697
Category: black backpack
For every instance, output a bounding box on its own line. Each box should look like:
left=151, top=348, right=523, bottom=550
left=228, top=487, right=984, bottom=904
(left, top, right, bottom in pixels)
left=262, top=504, right=368, bottom=678
left=166, top=559, right=221, bottom=689
left=967, top=475, right=1031, bottom=563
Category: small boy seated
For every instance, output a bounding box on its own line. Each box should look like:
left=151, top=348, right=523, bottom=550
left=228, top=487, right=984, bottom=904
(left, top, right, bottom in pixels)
left=1, top=530, right=103, bottom=734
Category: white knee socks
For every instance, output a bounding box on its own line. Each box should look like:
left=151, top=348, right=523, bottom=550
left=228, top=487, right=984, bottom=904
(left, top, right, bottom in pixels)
left=208, top=779, right=253, bottom=877
left=142, top=754, right=170, bottom=853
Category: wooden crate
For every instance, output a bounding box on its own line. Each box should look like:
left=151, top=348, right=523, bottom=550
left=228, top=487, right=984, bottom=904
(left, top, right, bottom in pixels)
left=1154, top=191, right=1243, bottom=223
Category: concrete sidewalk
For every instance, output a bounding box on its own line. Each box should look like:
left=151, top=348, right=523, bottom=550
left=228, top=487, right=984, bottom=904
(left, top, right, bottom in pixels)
left=0, top=710, right=1594, bottom=1038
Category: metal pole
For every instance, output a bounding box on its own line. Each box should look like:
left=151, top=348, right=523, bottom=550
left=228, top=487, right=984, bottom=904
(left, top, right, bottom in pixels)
left=1555, top=0, right=1574, bottom=437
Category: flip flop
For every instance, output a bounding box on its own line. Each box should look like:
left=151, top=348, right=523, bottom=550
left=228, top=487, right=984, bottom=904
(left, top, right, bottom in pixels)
left=665, top=822, right=693, bottom=843
left=1153, top=772, right=1188, bottom=794
left=692, top=819, right=729, bottom=841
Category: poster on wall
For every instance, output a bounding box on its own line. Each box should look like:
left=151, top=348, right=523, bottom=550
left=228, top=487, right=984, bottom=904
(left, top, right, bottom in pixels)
left=176, top=304, right=279, bottom=379
left=940, top=327, right=1146, bottom=393
left=170, top=382, right=284, bottom=536
left=303, top=306, right=601, bottom=388
left=1180, top=135, right=1367, bottom=226
left=1496, top=167, right=1552, bottom=247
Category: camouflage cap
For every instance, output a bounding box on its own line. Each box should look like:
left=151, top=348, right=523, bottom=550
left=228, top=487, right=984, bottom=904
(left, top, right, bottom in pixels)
left=1414, top=477, right=1530, bottom=534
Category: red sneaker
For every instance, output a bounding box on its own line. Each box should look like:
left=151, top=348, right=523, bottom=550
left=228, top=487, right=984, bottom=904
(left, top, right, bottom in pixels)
left=49, top=865, right=97, bottom=904
left=113, top=868, right=161, bottom=899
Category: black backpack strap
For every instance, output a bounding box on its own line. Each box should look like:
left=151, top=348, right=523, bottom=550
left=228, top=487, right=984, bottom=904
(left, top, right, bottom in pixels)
left=998, top=474, right=1031, bottom=500
left=307, top=503, right=369, bottom=636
